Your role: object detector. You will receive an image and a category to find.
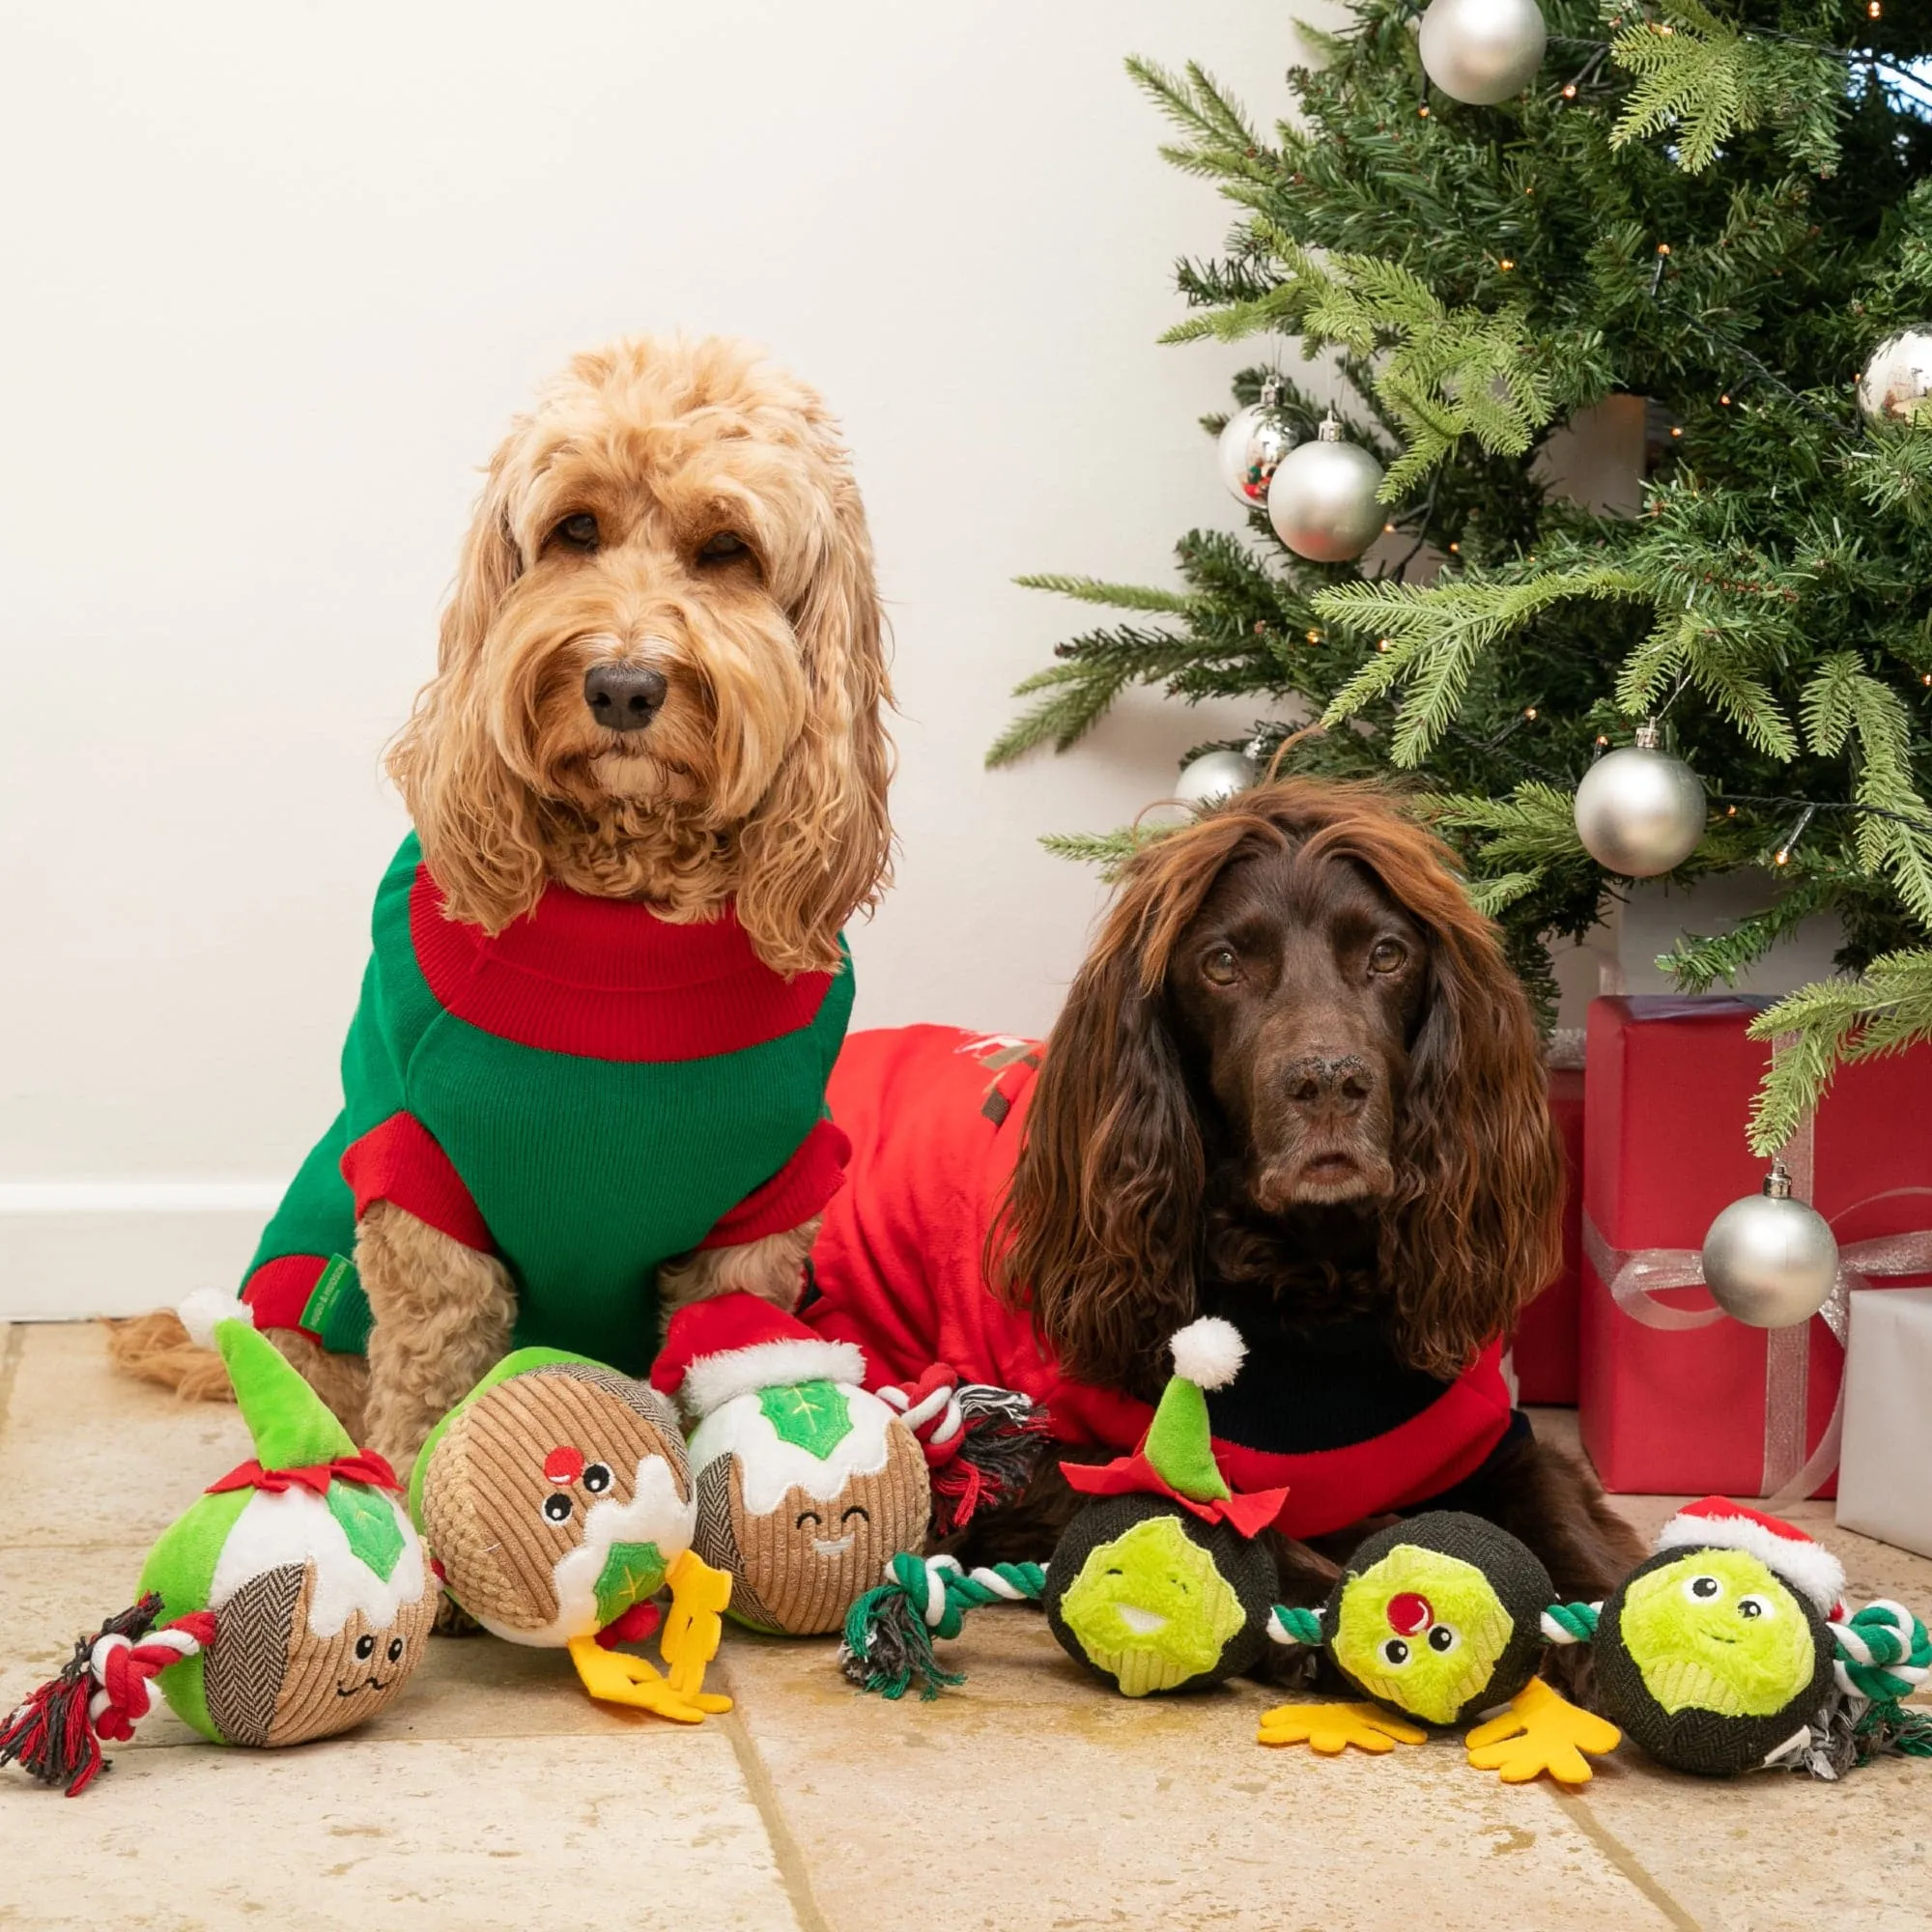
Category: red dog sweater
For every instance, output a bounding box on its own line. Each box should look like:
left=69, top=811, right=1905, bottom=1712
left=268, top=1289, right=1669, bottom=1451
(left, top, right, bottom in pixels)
left=801, top=1025, right=1516, bottom=1541
left=241, top=835, right=853, bottom=1377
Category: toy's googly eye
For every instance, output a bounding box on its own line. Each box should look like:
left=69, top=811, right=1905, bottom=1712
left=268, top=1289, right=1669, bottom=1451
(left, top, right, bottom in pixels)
left=355, top=1634, right=375, bottom=1660
left=582, top=1462, right=612, bottom=1494
left=1684, top=1573, right=1722, bottom=1603
left=543, top=1493, right=574, bottom=1524
left=1381, top=1637, right=1410, bottom=1665
left=1427, top=1623, right=1459, bottom=1654
left=387, top=1635, right=406, bottom=1662
left=1737, top=1594, right=1772, bottom=1620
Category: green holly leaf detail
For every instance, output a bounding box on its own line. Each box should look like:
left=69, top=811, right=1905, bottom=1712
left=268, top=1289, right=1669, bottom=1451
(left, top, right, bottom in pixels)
left=756, top=1378, right=854, bottom=1459
left=326, top=1481, right=405, bottom=1582
left=593, top=1541, right=667, bottom=1628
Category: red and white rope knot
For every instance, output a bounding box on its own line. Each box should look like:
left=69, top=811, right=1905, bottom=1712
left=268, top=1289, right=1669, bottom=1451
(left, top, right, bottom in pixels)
left=87, top=1613, right=216, bottom=1743
left=877, top=1365, right=966, bottom=1465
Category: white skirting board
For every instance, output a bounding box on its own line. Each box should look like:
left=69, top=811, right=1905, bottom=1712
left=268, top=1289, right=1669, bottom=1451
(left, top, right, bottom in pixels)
left=0, top=1182, right=285, bottom=1320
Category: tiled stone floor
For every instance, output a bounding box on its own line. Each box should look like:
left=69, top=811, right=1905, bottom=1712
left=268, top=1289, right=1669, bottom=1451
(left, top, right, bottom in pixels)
left=2, top=1321, right=1927, bottom=1930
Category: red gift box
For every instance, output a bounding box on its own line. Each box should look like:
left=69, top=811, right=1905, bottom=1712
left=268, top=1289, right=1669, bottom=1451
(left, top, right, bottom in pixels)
left=1512, top=1066, right=1584, bottom=1405
left=1578, top=995, right=1932, bottom=1497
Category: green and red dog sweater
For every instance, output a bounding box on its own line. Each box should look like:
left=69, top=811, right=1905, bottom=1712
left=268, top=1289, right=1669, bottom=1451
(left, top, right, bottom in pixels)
left=241, top=835, right=853, bottom=1378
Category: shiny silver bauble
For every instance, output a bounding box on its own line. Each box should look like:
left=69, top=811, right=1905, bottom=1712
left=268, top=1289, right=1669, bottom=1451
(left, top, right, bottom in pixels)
left=1174, top=749, right=1261, bottom=808
left=1856, top=327, right=1932, bottom=426
left=1701, top=1178, right=1840, bottom=1328
left=1217, top=405, right=1293, bottom=507
left=1573, top=730, right=1707, bottom=876
left=1417, top=0, right=1548, bottom=105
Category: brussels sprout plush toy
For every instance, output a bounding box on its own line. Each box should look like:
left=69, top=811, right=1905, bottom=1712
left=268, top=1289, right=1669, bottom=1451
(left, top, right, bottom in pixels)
left=2, top=1310, right=432, bottom=1794
left=1593, top=1497, right=1932, bottom=1779
left=412, top=1350, right=732, bottom=1723
left=841, top=1318, right=1288, bottom=1700
left=651, top=1292, right=1045, bottom=1637
left=1258, top=1511, right=1622, bottom=1785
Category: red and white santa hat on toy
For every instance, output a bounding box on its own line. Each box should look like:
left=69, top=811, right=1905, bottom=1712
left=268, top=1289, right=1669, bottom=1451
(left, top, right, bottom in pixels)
left=650, top=1293, right=867, bottom=1419
left=1654, top=1495, right=1846, bottom=1619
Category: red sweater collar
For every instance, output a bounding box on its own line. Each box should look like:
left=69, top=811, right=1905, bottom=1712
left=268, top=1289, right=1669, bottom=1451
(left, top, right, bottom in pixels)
left=410, top=866, right=835, bottom=1063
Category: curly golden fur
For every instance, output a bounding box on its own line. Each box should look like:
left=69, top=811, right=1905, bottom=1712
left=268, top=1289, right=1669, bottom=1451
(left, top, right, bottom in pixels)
left=388, top=334, right=893, bottom=976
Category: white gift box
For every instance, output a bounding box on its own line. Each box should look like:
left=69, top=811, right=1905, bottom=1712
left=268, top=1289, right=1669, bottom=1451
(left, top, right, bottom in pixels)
left=1837, top=1287, right=1932, bottom=1559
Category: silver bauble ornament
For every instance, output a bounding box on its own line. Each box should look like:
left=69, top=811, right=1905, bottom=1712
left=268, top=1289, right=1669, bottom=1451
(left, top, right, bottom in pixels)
left=1417, top=0, right=1548, bottom=105
left=1266, top=416, right=1385, bottom=562
left=1857, top=327, right=1932, bottom=425
left=1573, top=723, right=1707, bottom=876
left=1701, top=1166, right=1839, bottom=1328
left=1174, top=748, right=1260, bottom=807
left=1218, top=404, right=1293, bottom=508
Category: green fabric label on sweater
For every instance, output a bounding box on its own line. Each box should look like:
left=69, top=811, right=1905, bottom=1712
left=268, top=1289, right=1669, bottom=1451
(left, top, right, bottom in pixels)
left=327, top=1481, right=406, bottom=1582
left=302, top=1254, right=372, bottom=1356
left=593, top=1542, right=667, bottom=1628
left=757, top=1379, right=853, bottom=1460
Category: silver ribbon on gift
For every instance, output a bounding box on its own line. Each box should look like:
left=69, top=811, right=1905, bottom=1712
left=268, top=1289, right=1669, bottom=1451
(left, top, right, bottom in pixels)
left=1584, top=1088, right=1932, bottom=1504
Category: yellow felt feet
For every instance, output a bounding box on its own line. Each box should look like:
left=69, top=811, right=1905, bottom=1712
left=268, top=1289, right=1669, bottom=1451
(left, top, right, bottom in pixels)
left=1258, top=1700, right=1429, bottom=1755
left=566, top=1635, right=711, bottom=1721
left=659, top=1548, right=734, bottom=1715
left=1463, top=1675, right=1621, bottom=1785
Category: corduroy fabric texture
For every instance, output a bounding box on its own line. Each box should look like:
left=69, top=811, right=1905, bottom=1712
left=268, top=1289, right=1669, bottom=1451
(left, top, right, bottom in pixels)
left=1322, top=1512, right=1553, bottom=1728
left=1043, top=1493, right=1278, bottom=1696
left=1596, top=1546, right=1835, bottom=1776
left=414, top=1354, right=692, bottom=1641
left=242, top=835, right=855, bottom=1375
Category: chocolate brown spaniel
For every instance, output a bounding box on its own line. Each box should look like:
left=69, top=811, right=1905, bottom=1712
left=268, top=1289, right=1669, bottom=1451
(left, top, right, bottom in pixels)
left=805, top=780, right=1642, bottom=1648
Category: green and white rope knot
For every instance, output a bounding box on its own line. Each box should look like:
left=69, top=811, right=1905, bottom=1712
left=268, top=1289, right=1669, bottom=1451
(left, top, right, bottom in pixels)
left=838, top=1553, right=1045, bottom=1701
left=1540, top=1602, right=1601, bottom=1646
left=899, top=1553, right=1044, bottom=1638
left=1266, top=1605, right=1323, bottom=1648
left=1830, top=1601, right=1931, bottom=1707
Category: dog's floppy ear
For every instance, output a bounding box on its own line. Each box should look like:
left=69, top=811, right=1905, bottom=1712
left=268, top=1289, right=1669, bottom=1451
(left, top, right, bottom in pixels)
left=991, top=877, right=1207, bottom=1400
left=1380, top=886, right=1563, bottom=1380
left=734, top=433, right=894, bottom=978
left=386, top=442, right=548, bottom=932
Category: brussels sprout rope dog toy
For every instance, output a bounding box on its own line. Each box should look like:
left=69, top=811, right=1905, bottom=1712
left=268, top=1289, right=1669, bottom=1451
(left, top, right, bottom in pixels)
left=842, top=1318, right=1289, bottom=1700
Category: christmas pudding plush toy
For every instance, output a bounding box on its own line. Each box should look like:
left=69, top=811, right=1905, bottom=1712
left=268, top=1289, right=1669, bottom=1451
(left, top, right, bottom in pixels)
left=2, top=1309, right=432, bottom=1794
left=651, top=1291, right=1044, bottom=1636
left=1258, top=1511, right=1621, bottom=1785
left=840, top=1319, right=1287, bottom=1700
left=412, top=1349, right=732, bottom=1722
left=1593, top=1497, right=1932, bottom=1778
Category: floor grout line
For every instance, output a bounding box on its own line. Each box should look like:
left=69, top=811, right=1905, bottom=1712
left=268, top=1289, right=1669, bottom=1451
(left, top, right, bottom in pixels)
left=0, top=1324, right=22, bottom=1447
left=713, top=1658, right=836, bottom=1932
left=1548, top=1783, right=1706, bottom=1931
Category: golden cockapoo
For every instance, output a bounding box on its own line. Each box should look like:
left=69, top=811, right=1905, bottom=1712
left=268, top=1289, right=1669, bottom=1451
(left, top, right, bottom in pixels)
left=115, top=337, right=893, bottom=1471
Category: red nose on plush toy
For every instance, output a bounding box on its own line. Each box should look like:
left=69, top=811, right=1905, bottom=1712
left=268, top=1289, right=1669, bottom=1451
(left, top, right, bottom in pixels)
left=1387, top=1592, right=1433, bottom=1635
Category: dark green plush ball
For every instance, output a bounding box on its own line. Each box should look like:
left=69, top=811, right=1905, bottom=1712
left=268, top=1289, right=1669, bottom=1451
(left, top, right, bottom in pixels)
left=1042, top=1493, right=1278, bottom=1697
left=1595, top=1545, right=1833, bottom=1776
left=1321, top=1511, right=1553, bottom=1728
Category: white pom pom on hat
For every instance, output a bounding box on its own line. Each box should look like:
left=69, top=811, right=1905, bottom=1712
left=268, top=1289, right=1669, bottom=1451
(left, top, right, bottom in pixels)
left=1168, top=1317, right=1246, bottom=1392
left=177, top=1287, right=254, bottom=1350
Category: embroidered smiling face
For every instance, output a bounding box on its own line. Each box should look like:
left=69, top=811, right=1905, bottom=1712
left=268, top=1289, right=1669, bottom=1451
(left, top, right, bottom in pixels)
left=416, top=1356, right=696, bottom=1644
left=692, top=1389, right=930, bottom=1634
left=1615, top=1548, right=1816, bottom=1719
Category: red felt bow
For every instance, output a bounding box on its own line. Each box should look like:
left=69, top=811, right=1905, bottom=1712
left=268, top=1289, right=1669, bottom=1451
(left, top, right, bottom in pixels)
left=1061, top=1450, right=1290, bottom=1539
left=206, top=1450, right=402, bottom=1497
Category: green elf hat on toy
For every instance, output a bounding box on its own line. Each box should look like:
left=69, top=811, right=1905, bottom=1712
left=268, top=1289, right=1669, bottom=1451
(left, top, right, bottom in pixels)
left=0, top=1293, right=432, bottom=1795
left=1059, top=1317, right=1289, bottom=1536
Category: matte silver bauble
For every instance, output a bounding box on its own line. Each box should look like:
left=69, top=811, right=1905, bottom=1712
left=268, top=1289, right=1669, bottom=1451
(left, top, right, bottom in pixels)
left=1856, top=327, right=1932, bottom=425
left=1701, top=1168, right=1840, bottom=1329
left=1266, top=417, right=1385, bottom=562
left=1573, top=724, right=1707, bottom=876
left=1217, top=404, right=1293, bottom=507
left=1174, top=748, right=1260, bottom=807
left=1417, top=0, right=1548, bottom=105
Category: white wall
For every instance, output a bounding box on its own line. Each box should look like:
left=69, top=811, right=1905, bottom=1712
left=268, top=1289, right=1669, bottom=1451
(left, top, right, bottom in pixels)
left=0, top=0, right=1300, bottom=1311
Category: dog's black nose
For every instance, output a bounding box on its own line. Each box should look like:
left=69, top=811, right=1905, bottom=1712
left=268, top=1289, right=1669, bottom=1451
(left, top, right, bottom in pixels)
left=584, top=663, right=668, bottom=732
left=1284, top=1055, right=1374, bottom=1117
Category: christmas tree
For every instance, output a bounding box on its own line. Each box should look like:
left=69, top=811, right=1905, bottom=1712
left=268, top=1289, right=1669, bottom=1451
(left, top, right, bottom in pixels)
left=989, top=0, right=1932, bottom=1149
